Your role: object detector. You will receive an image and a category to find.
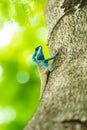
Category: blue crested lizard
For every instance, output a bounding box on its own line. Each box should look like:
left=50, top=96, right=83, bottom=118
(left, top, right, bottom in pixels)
left=32, top=45, right=58, bottom=99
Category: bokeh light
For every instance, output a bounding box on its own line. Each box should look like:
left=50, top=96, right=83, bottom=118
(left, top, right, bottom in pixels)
left=29, top=14, right=40, bottom=27
left=0, top=0, right=47, bottom=130
left=0, top=66, right=3, bottom=82
left=16, top=71, right=30, bottom=84
left=0, top=107, right=16, bottom=124
left=36, top=27, right=48, bottom=41
left=0, top=22, right=19, bottom=48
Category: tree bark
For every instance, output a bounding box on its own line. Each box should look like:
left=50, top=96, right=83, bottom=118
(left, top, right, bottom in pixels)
left=24, top=0, right=87, bottom=130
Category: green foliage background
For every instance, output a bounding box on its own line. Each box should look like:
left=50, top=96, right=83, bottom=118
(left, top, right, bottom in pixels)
left=0, top=0, right=49, bottom=130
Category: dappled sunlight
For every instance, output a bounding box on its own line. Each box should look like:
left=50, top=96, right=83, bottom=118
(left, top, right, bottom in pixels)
left=30, top=1, right=34, bottom=10
left=36, top=27, right=48, bottom=41
left=0, top=22, right=19, bottom=48
left=0, top=107, right=16, bottom=124
left=29, top=14, right=40, bottom=27
left=0, top=66, right=3, bottom=82
left=26, top=55, right=33, bottom=66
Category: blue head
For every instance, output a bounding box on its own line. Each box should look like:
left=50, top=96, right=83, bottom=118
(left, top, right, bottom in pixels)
left=35, top=45, right=44, bottom=60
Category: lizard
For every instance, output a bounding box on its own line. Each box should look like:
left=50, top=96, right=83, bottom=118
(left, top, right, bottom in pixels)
left=32, top=45, right=58, bottom=99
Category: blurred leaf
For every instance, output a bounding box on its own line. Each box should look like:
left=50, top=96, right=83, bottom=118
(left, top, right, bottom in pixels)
left=0, top=0, right=48, bottom=130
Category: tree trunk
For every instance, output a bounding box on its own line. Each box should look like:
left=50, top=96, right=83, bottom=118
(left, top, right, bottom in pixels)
left=24, top=0, right=87, bottom=130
